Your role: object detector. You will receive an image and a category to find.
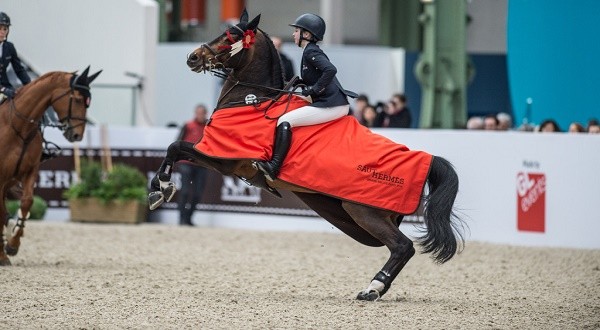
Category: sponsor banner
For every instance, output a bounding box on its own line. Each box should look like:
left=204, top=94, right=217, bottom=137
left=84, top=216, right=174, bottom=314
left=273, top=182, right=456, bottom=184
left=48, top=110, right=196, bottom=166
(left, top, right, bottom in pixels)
left=38, top=148, right=424, bottom=221
left=516, top=171, right=546, bottom=233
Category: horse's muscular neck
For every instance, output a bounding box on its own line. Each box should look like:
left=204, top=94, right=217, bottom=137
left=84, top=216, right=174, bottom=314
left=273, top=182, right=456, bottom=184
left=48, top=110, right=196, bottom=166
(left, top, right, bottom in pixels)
left=9, top=75, right=60, bottom=132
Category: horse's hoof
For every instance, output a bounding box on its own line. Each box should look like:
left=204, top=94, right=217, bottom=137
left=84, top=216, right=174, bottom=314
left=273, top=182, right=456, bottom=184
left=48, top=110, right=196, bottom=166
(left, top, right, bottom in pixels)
left=161, top=182, right=177, bottom=202
left=356, top=290, right=380, bottom=301
left=4, top=245, right=18, bottom=257
left=148, top=191, right=164, bottom=210
left=0, top=258, right=11, bottom=266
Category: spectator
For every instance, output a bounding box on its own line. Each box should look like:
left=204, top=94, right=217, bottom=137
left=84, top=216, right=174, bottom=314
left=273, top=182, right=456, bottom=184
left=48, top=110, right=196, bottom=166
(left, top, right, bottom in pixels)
left=466, top=116, right=484, bottom=130
left=483, top=114, right=499, bottom=130
left=176, top=104, right=209, bottom=226
left=271, top=36, right=295, bottom=83
left=497, top=112, right=513, bottom=130
left=375, top=93, right=411, bottom=128
left=351, top=94, right=369, bottom=122
left=538, top=119, right=561, bottom=132
left=360, top=104, right=378, bottom=128
left=567, top=122, right=585, bottom=133
left=587, top=118, right=599, bottom=133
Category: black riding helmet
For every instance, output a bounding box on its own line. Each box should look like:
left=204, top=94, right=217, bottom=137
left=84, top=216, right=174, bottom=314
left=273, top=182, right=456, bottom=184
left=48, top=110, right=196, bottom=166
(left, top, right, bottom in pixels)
left=290, top=13, right=326, bottom=43
left=0, top=12, right=10, bottom=27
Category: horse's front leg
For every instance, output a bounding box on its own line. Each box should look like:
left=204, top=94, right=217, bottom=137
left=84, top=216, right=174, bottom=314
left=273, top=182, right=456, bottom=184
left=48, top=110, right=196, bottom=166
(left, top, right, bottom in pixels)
left=5, top=176, right=36, bottom=257
left=342, top=202, right=415, bottom=301
left=148, top=141, right=222, bottom=210
left=0, top=189, right=12, bottom=265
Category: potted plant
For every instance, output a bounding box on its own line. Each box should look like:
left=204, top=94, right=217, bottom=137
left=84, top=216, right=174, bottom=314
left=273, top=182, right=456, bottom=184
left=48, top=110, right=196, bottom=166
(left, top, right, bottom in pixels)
left=63, top=159, right=148, bottom=224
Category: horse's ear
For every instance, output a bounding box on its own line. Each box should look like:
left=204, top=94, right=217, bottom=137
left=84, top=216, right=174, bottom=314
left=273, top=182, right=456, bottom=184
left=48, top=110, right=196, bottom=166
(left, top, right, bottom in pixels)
left=87, top=69, right=103, bottom=84
left=79, top=66, right=90, bottom=80
left=240, top=8, right=248, bottom=23
left=247, top=14, right=261, bottom=31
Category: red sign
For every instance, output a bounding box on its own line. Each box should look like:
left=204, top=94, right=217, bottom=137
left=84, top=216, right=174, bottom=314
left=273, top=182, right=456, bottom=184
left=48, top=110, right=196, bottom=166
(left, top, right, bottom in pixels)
left=516, top=172, right=546, bottom=232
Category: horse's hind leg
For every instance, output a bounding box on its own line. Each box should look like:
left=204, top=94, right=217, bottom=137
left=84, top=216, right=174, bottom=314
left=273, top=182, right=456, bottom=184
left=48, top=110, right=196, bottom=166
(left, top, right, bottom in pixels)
left=342, top=201, right=415, bottom=301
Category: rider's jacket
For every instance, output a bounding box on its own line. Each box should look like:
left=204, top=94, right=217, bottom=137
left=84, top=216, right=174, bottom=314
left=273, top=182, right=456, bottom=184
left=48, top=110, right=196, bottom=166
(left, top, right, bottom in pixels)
left=300, top=42, right=349, bottom=108
left=0, top=41, right=31, bottom=89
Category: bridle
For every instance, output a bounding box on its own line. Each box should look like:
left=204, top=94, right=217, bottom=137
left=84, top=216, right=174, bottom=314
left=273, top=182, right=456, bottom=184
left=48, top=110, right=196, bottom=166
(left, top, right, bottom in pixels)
left=195, top=28, right=304, bottom=112
left=49, top=74, right=91, bottom=132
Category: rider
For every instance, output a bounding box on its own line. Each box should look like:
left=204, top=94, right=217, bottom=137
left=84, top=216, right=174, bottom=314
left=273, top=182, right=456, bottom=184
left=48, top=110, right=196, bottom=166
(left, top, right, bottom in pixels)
left=256, top=13, right=350, bottom=181
left=0, top=12, right=30, bottom=102
left=1, top=12, right=59, bottom=162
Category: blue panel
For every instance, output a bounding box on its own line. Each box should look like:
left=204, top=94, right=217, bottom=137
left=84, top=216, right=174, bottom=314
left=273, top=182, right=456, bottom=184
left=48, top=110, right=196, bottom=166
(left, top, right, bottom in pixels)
left=507, top=0, right=600, bottom=130
left=405, top=52, right=513, bottom=127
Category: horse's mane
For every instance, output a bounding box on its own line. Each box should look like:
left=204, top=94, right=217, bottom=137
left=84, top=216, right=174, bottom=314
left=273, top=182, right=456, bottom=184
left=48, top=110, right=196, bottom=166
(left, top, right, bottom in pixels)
left=258, top=28, right=285, bottom=90
left=17, top=71, right=70, bottom=96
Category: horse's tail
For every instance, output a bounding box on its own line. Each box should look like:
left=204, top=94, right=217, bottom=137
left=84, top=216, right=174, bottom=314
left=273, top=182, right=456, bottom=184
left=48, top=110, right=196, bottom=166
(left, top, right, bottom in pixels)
left=418, top=156, right=465, bottom=264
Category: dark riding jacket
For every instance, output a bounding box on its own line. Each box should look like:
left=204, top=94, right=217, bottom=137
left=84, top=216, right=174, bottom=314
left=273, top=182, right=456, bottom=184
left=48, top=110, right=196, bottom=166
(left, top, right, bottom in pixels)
left=0, top=41, right=31, bottom=88
left=300, top=42, right=349, bottom=108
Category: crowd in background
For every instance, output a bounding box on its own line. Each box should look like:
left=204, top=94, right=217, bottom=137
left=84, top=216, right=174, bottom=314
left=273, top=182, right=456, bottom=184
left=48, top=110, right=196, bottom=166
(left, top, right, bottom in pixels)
left=349, top=93, right=599, bottom=134
left=465, top=113, right=599, bottom=134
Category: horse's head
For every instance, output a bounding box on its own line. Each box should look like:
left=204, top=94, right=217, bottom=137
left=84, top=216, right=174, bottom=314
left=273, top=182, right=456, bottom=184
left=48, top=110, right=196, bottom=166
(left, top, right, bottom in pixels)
left=51, top=66, right=102, bottom=142
left=186, top=9, right=285, bottom=108
left=187, top=9, right=262, bottom=73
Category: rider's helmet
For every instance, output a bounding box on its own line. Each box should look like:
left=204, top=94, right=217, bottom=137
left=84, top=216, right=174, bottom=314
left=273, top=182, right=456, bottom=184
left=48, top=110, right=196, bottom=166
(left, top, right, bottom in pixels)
left=290, top=13, right=325, bottom=41
left=0, top=12, right=11, bottom=27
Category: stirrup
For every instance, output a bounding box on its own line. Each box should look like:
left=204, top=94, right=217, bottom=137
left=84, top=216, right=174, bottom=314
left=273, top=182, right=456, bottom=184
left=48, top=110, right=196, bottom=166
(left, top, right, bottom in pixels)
left=255, top=161, right=278, bottom=181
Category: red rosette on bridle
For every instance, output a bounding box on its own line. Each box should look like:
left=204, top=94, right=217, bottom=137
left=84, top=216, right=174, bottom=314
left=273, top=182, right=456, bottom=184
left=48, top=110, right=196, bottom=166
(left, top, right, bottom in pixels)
left=242, top=30, right=256, bottom=49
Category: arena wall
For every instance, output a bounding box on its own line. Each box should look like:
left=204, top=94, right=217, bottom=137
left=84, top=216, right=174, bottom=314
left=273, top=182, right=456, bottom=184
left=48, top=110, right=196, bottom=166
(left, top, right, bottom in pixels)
left=40, top=126, right=600, bottom=250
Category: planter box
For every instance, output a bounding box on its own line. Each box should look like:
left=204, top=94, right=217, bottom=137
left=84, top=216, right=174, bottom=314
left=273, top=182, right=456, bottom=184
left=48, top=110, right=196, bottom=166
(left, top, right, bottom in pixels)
left=69, top=198, right=147, bottom=224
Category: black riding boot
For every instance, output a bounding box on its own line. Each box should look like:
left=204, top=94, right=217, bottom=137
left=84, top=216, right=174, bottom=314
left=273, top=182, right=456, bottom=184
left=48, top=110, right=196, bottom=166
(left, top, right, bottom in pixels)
left=257, top=122, right=292, bottom=181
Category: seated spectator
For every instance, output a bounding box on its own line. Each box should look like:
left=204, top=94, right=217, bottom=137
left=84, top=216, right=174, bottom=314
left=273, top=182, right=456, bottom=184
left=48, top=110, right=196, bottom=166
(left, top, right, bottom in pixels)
left=538, top=119, right=561, bottom=132
left=497, top=112, right=513, bottom=130
left=375, top=93, right=412, bottom=128
left=483, top=114, right=499, bottom=130
left=350, top=94, right=369, bottom=122
left=587, top=118, right=599, bottom=133
left=567, top=122, right=585, bottom=133
left=360, top=104, right=378, bottom=128
left=466, top=116, right=484, bottom=130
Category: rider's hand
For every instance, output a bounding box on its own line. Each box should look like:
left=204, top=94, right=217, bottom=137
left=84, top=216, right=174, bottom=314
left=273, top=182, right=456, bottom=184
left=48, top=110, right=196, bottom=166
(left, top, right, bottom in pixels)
left=0, top=87, right=15, bottom=99
left=302, top=86, right=316, bottom=97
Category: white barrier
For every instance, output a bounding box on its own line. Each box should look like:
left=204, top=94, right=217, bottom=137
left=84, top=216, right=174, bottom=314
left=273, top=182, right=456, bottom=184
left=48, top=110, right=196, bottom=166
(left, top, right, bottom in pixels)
left=42, top=126, right=600, bottom=249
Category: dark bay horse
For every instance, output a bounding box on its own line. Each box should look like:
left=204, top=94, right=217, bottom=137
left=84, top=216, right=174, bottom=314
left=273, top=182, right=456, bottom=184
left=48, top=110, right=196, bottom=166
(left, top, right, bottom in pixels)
left=149, top=10, right=465, bottom=301
left=0, top=67, right=101, bottom=265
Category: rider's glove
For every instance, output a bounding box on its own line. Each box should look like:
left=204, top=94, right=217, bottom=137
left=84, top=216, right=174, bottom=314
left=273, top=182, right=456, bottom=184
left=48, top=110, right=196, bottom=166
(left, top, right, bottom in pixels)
left=0, top=86, right=15, bottom=99
left=301, top=86, right=316, bottom=97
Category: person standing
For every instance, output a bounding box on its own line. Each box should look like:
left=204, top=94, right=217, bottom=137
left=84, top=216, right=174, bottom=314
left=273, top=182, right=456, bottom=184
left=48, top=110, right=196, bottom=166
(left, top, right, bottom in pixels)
left=0, top=12, right=31, bottom=101
left=176, top=104, right=209, bottom=226
left=256, top=13, right=351, bottom=181
left=271, top=36, right=295, bottom=83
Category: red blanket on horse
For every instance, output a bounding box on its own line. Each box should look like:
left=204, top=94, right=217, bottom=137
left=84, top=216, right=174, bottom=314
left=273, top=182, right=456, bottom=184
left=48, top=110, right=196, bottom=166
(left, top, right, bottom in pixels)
left=195, top=95, right=432, bottom=214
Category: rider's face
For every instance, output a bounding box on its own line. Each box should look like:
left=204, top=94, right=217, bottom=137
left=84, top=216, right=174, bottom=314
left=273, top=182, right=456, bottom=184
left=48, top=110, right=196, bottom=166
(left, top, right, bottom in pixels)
left=292, top=28, right=301, bottom=45
left=0, top=25, right=8, bottom=41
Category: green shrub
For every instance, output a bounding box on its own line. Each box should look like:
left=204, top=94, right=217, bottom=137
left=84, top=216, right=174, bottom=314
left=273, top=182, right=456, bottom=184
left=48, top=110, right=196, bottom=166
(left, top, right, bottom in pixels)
left=63, top=160, right=148, bottom=203
left=6, top=195, right=48, bottom=220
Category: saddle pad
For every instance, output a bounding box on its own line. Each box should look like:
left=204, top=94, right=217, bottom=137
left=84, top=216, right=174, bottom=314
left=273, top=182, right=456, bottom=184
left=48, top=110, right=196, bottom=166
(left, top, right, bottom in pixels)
left=195, top=95, right=432, bottom=214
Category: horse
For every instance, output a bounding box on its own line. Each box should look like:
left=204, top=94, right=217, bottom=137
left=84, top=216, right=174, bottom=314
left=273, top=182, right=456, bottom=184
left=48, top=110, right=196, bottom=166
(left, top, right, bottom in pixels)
left=0, top=66, right=101, bottom=266
left=148, top=9, right=465, bottom=301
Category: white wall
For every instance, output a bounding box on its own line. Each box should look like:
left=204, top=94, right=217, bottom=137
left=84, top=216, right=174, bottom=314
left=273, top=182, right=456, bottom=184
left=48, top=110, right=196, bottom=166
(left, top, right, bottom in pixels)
left=2, top=0, right=158, bottom=126
left=156, top=43, right=404, bottom=126
left=43, top=126, right=600, bottom=250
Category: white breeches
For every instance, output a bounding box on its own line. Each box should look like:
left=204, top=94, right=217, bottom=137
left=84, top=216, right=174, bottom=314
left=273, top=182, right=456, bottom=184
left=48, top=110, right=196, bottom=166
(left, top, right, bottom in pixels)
left=277, top=104, right=350, bottom=127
